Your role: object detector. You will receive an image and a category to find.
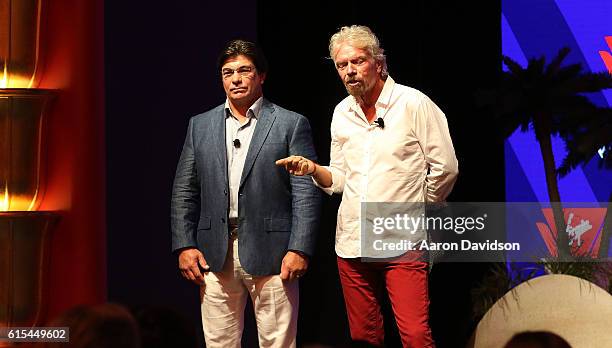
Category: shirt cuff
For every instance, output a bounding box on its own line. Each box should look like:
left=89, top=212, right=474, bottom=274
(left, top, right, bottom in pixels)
left=311, top=165, right=342, bottom=195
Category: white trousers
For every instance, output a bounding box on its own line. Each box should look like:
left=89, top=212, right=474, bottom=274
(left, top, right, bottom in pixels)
left=200, top=235, right=299, bottom=348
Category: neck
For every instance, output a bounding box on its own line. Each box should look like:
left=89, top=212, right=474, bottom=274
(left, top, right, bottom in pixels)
left=229, top=103, right=249, bottom=119
left=228, top=95, right=260, bottom=119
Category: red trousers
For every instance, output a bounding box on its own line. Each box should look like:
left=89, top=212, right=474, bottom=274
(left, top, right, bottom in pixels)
left=337, top=256, right=435, bottom=348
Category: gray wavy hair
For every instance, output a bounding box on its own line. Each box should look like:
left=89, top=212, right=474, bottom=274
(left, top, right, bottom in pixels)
left=328, top=25, right=388, bottom=79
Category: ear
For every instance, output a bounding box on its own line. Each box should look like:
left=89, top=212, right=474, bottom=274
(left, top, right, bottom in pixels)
left=260, top=72, right=267, bottom=84
left=376, top=61, right=382, bottom=74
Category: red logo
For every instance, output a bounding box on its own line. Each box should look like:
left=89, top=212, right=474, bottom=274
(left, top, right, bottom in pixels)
left=535, top=207, right=607, bottom=257
left=600, top=36, right=612, bottom=74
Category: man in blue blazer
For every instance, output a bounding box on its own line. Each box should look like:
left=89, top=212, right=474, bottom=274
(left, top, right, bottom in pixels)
left=171, top=40, right=321, bottom=348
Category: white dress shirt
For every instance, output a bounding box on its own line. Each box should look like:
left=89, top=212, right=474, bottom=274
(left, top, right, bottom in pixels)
left=225, top=97, right=262, bottom=219
left=318, top=77, right=458, bottom=258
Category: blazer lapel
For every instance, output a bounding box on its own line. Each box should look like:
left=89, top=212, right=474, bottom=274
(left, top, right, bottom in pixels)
left=240, top=100, right=276, bottom=188
left=210, top=107, right=229, bottom=185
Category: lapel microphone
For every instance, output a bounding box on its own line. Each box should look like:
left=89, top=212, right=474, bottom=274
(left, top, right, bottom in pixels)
left=374, top=118, right=385, bottom=129
left=233, top=139, right=241, bottom=148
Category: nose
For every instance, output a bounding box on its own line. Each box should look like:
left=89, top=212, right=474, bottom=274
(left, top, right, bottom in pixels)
left=346, top=62, right=356, bottom=75
left=231, top=71, right=242, bottom=84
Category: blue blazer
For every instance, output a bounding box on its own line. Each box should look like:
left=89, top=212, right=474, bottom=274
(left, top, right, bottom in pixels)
left=171, top=99, right=321, bottom=276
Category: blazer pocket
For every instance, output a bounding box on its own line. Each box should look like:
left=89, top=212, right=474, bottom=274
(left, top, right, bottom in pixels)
left=264, top=217, right=291, bottom=232
left=197, top=216, right=211, bottom=230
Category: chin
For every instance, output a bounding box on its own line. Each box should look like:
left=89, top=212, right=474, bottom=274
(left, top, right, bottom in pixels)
left=346, top=87, right=364, bottom=97
left=232, top=96, right=254, bottom=106
left=231, top=94, right=249, bottom=101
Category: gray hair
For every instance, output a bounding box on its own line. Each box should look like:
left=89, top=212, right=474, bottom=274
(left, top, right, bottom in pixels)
left=328, top=25, right=388, bottom=78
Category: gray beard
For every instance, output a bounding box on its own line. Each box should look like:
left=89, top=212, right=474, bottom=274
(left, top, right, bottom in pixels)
left=345, top=83, right=366, bottom=97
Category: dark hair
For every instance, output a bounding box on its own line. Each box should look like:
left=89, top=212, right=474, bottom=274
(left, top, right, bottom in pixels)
left=217, top=39, right=268, bottom=74
left=131, top=305, right=197, bottom=348
left=42, top=303, right=140, bottom=348
left=504, top=331, right=572, bottom=348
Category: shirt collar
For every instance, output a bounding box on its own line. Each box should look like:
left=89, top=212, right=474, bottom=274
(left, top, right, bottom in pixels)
left=224, top=96, right=264, bottom=119
left=348, top=76, right=395, bottom=112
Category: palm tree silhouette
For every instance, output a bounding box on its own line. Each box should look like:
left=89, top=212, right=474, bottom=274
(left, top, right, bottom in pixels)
left=493, top=47, right=612, bottom=259
left=557, top=100, right=612, bottom=258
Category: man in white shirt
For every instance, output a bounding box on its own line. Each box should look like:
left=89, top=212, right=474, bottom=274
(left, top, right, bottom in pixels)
left=276, top=25, right=458, bottom=347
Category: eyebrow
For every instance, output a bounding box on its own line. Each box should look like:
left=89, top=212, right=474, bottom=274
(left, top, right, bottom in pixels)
left=222, top=65, right=254, bottom=71
left=335, top=56, right=368, bottom=66
left=336, top=55, right=368, bottom=62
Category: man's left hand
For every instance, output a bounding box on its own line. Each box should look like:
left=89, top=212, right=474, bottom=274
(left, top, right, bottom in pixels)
left=280, top=251, right=309, bottom=281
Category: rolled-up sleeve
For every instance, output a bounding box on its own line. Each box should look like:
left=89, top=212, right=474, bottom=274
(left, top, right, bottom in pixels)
left=313, top=120, right=346, bottom=195
left=414, top=96, right=459, bottom=202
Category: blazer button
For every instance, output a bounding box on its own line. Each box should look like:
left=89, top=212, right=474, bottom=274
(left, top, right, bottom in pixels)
left=223, top=189, right=228, bottom=195
left=221, top=218, right=226, bottom=223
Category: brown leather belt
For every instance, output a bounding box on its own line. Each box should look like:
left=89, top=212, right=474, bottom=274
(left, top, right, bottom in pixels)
left=228, top=218, right=239, bottom=238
